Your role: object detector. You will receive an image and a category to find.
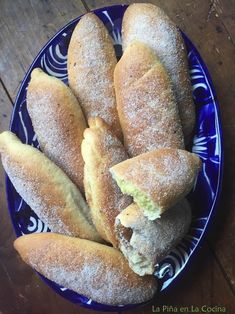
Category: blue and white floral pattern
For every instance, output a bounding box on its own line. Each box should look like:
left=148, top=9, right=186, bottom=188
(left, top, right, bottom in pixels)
left=6, top=5, right=223, bottom=312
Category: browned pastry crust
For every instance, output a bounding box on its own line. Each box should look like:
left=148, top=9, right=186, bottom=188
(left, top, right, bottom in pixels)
left=122, top=3, right=195, bottom=143
left=81, top=117, right=132, bottom=247
left=115, top=200, right=192, bottom=276
left=14, top=233, right=158, bottom=305
left=114, top=41, right=184, bottom=157
left=110, top=148, right=201, bottom=220
left=27, top=68, right=86, bottom=192
left=68, top=13, right=122, bottom=140
left=0, top=131, right=102, bottom=242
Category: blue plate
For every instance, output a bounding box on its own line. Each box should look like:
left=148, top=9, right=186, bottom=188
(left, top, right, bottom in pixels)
left=6, top=4, right=223, bottom=312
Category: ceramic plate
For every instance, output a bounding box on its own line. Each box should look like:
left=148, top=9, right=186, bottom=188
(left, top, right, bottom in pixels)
left=6, top=4, right=223, bottom=312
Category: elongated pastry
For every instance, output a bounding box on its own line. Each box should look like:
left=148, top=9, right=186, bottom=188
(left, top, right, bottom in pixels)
left=114, top=41, right=184, bottom=157
left=0, top=131, right=101, bottom=242
left=27, top=68, right=86, bottom=192
left=14, top=233, right=158, bottom=305
left=68, top=13, right=122, bottom=140
left=122, top=3, right=195, bottom=143
left=81, top=117, right=132, bottom=247
left=115, top=200, right=192, bottom=276
left=110, top=148, right=201, bottom=220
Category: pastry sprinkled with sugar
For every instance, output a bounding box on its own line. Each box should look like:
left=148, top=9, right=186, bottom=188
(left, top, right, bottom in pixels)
left=68, top=13, right=122, bottom=140
left=14, top=233, right=158, bottom=305
left=122, top=3, right=195, bottom=143
left=110, top=148, right=201, bottom=220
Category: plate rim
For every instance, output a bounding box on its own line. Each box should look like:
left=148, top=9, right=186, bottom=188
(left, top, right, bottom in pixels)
left=5, top=3, right=224, bottom=310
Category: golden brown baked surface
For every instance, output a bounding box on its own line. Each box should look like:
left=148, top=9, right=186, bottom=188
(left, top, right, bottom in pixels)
left=14, top=233, right=158, bottom=305
left=81, top=117, right=132, bottom=246
left=68, top=13, right=122, bottom=140
left=27, top=68, right=86, bottom=192
left=0, top=131, right=102, bottom=242
left=115, top=200, right=192, bottom=276
left=114, top=41, right=184, bottom=157
left=122, top=3, right=195, bottom=142
left=110, top=148, right=201, bottom=220
left=2, top=8, right=202, bottom=306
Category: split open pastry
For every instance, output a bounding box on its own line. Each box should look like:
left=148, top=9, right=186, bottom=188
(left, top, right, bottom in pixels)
left=110, top=148, right=201, bottom=220
left=115, top=199, right=192, bottom=276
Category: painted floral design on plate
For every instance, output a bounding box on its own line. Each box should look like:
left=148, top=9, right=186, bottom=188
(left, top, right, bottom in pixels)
left=6, top=5, right=223, bottom=312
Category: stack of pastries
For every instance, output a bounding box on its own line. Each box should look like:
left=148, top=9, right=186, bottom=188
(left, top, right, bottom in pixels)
left=0, top=3, right=202, bottom=306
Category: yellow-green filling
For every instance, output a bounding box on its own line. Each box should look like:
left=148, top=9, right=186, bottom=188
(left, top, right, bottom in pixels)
left=113, top=174, right=161, bottom=220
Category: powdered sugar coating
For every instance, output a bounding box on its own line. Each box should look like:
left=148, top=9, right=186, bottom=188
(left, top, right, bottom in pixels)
left=122, top=3, right=195, bottom=141
left=15, top=233, right=158, bottom=305
left=111, top=148, right=201, bottom=216
left=115, top=42, right=184, bottom=157
left=0, top=132, right=101, bottom=241
left=27, top=68, right=87, bottom=192
left=68, top=13, right=122, bottom=139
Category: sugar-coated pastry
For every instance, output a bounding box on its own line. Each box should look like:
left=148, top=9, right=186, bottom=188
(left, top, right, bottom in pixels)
left=68, top=13, right=122, bottom=140
left=122, top=3, right=195, bottom=143
left=14, top=233, right=158, bottom=305
left=110, top=148, right=201, bottom=220
left=81, top=117, right=132, bottom=247
left=114, top=41, right=184, bottom=157
left=27, top=68, right=86, bottom=192
left=115, top=200, right=192, bottom=276
left=0, top=131, right=102, bottom=242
